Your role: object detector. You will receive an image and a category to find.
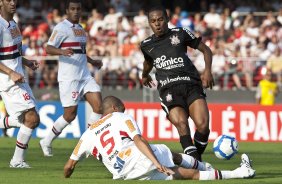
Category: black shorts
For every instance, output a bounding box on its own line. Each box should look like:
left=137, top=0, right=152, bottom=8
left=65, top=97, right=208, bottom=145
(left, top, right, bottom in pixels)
left=159, top=83, right=206, bottom=116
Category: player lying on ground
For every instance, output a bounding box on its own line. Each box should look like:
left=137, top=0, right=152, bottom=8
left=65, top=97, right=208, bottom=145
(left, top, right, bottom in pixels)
left=64, top=96, right=255, bottom=180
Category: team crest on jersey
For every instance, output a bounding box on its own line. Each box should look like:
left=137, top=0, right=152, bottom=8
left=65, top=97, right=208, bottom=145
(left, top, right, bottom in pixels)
left=170, top=35, right=180, bottom=46
left=166, top=93, right=173, bottom=102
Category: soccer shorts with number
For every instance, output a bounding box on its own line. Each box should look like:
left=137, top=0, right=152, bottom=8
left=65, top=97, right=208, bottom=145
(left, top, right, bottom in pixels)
left=59, top=78, right=100, bottom=107
left=0, top=83, right=37, bottom=119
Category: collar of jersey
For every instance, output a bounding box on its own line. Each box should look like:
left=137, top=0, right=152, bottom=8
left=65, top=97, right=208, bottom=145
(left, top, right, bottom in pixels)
left=0, top=15, right=14, bottom=28
left=64, top=19, right=77, bottom=28
left=152, top=29, right=172, bottom=41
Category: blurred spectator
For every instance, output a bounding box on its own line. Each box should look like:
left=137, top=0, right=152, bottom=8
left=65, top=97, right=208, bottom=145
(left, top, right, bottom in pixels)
left=203, top=4, right=222, bottom=29
left=0, top=96, right=8, bottom=137
left=256, top=70, right=278, bottom=105
left=266, top=48, right=282, bottom=88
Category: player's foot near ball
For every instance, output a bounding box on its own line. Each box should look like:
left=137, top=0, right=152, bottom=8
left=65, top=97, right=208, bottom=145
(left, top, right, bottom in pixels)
left=39, top=139, right=53, bottom=157
left=235, top=153, right=256, bottom=178
left=10, top=159, right=31, bottom=168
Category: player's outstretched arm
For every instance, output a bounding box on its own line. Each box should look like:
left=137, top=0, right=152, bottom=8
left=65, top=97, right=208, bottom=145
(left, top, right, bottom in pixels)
left=133, top=134, right=174, bottom=176
left=197, top=42, right=214, bottom=89
left=46, top=45, right=74, bottom=57
left=141, top=60, right=155, bottom=88
left=64, top=159, right=78, bottom=178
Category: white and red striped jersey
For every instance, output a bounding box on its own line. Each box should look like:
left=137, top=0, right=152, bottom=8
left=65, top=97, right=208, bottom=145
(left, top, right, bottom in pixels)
left=47, top=19, right=91, bottom=82
left=70, top=112, right=142, bottom=179
left=0, top=15, right=23, bottom=91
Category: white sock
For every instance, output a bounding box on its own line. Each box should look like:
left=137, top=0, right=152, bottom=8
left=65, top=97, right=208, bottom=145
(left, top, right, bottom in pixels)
left=199, top=170, right=239, bottom=180
left=12, top=125, right=33, bottom=162
left=0, top=116, right=21, bottom=128
left=180, top=153, right=207, bottom=171
left=43, top=116, right=69, bottom=145
left=87, top=112, right=102, bottom=127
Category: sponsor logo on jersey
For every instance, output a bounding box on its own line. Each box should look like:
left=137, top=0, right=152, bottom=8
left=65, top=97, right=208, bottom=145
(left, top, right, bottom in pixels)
left=170, top=35, right=180, bottom=45
left=72, top=28, right=86, bottom=37
left=160, top=76, right=191, bottom=87
left=154, top=55, right=184, bottom=70
left=9, top=27, right=21, bottom=39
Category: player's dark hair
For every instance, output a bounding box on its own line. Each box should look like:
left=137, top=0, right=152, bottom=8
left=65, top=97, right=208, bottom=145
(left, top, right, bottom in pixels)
left=147, top=6, right=169, bottom=20
left=66, top=0, right=81, bottom=9
left=102, top=96, right=124, bottom=113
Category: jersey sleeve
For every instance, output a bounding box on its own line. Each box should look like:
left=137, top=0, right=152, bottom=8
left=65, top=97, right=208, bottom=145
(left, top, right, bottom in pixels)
left=122, top=115, right=141, bottom=139
left=182, top=27, right=202, bottom=49
left=70, top=132, right=92, bottom=161
left=140, top=44, right=153, bottom=63
left=47, top=26, right=66, bottom=48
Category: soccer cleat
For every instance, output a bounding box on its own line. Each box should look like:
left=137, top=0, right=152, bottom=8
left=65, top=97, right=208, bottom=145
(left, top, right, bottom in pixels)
left=239, top=153, right=256, bottom=178
left=9, top=160, right=31, bottom=168
left=39, top=139, right=53, bottom=157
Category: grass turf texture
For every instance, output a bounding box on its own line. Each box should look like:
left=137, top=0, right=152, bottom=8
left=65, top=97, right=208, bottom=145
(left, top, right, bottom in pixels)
left=0, top=138, right=282, bottom=184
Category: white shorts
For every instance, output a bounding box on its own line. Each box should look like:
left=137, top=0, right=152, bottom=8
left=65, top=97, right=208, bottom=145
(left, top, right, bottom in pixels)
left=0, top=83, right=36, bottom=119
left=59, top=78, right=101, bottom=107
left=125, top=144, right=174, bottom=180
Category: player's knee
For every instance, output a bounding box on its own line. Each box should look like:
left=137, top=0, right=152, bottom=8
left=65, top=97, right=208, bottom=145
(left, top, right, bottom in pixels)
left=25, top=112, right=40, bottom=129
left=172, top=119, right=187, bottom=130
left=64, top=113, right=76, bottom=123
left=195, top=118, right=209, bottom=133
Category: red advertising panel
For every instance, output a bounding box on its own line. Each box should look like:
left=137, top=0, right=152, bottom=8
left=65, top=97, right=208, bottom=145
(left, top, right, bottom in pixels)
left=124, top=102, right=282, bottom=142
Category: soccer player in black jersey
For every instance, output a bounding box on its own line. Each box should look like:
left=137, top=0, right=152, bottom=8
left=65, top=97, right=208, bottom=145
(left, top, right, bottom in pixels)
left=140, top=6, right=214, bottom=161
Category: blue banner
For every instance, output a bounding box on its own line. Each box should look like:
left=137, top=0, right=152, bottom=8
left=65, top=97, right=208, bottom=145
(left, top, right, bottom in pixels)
left=1, top=101, right=86, bottom=138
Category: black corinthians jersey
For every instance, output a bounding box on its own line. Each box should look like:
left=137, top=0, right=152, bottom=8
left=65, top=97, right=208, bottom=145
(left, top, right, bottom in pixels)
left=140, top=27, right=202, bottom=91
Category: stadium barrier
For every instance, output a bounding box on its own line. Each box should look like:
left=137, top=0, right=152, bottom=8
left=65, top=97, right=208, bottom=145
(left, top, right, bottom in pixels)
left=2, top=102, right=282, bottom=142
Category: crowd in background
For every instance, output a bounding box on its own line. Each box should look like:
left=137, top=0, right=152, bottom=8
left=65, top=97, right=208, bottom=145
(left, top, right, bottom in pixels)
left=14, top=0, right=282, bottom=93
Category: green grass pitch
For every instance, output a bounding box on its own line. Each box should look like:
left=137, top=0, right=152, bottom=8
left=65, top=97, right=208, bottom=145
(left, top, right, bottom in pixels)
left=0, top=138, right=282, bottom=184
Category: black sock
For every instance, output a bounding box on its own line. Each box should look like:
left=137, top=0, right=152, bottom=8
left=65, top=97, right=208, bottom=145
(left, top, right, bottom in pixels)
left=194, top=130, right=210, bottom=155
left=180, top=135, right=200, bottom=160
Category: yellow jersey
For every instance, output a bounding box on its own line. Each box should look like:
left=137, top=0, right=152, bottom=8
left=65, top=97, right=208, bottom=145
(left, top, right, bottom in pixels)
left=257, top=79, right=278, bottom=105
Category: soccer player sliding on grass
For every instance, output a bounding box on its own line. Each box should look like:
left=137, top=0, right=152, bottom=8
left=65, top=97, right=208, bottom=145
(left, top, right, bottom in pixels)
left=64, top=96, right=255, bottom=180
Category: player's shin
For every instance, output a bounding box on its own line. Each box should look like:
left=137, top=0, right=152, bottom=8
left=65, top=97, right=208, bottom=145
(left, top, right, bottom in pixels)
left=180, top=153, right=211, bottom=171
left=12, top=125, right=33, bottom=161
left=43, top=116, right=69, bottom=145
left=194, top=130, right=210, bottom=155
left=180, top=134, right=200, bottom=160
left=199, top=169, right=243, bottom=180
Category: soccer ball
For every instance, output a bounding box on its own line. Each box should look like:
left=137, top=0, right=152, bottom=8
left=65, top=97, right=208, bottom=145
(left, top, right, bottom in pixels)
left=213, top=135, right=238, bottom=160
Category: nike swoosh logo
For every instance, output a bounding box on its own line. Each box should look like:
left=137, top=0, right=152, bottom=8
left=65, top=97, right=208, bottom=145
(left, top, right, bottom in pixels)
left=148, top=48, right=154, bottom=52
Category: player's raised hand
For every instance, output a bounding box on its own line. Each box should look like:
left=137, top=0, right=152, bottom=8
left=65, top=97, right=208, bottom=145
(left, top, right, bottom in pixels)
left=156, top=164, right=175, bottom=176
left=142, top=75, right=156, bottom=88
left=61, top=48, right=74, bottom=57
left=201, top=69, right=214, bottom=89
left=9, top=70, right=25, bottom=83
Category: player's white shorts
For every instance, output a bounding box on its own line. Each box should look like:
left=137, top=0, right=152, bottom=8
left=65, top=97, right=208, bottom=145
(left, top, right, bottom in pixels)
left=59, top=78, right=101, bottom=107
left=0, top=83, right=36, bottom=119
left=124, top=144, right=174, bottom=180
